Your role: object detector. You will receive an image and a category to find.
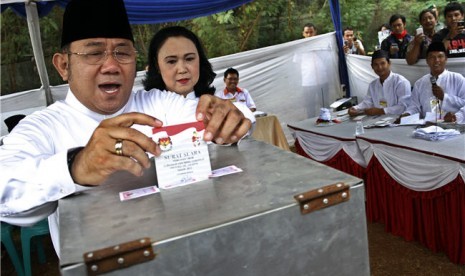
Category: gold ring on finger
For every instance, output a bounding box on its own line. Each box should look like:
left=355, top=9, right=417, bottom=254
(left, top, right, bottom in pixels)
left=115, top=139, right=124, bottom=156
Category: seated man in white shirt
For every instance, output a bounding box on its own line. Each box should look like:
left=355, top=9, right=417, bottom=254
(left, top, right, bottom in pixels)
left=348, top=50, right=411, bottom=116
left=216, top=68, right=257, bottom=112
left=401, top=41, right=465, bottom=119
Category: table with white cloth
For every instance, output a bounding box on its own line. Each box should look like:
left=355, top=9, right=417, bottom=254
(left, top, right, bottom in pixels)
left=287, top=118, right=366, bottom=178
left=288, top=117, right=465, bottom=264
left=358, top=126, right=465, bottom=265
left=252, top=115, right=290, bottom=151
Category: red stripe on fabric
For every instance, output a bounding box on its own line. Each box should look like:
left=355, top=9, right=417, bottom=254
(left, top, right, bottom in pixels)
left=294, top=139, right=365, bottom=178
left=223, top=87, right=243, bottom=96
left=152, top=121, right=205, bottom=136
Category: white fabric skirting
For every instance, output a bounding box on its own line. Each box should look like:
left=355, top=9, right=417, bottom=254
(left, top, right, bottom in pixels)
left=357, top=139, right=465, bottom=191
left=292, top=129, right=366, bottom=167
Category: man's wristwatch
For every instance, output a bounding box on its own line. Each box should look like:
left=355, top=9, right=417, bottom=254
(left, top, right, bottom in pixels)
left=67, top=147, right=84, bottom=181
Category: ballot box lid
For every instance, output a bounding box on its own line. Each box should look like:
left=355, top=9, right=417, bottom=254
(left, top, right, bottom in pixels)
left=59, top=139, right=363, bottom=268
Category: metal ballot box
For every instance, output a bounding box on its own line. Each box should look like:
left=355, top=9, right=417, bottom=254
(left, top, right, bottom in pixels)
left=59, top=139, right=369, bottom=275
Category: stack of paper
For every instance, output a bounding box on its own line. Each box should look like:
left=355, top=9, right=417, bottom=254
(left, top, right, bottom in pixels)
left=413, top=126, right=461, bottom=141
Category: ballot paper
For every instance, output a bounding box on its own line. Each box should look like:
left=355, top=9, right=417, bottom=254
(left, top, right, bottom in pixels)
left=413, top=125, right=460, bottom=141
left=210, top=165, right=243, bottom=177
left=400, top=113, right=424, bottom=125
left=152, top=121, right=212, bottom=189
left=119, top=186, right=160, bottom=201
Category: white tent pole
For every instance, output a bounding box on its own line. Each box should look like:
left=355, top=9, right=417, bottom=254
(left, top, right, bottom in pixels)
left=25, top=1, right=53, bottom=106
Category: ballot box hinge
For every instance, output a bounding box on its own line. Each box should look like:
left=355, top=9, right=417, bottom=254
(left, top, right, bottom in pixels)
left=83, top=237, right=155, bottom=275
left=294, top=182, right=350, bottom=215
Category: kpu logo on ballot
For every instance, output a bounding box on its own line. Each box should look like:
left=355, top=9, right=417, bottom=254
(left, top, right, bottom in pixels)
left=152, top=121, right=212, bottom=189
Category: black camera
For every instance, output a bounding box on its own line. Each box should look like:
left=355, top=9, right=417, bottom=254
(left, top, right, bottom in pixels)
left=458, top=20, right=465, bottom=27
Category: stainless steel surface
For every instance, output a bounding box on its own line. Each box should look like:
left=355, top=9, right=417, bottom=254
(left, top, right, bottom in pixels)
left=60, top=139, right=368, bottom=275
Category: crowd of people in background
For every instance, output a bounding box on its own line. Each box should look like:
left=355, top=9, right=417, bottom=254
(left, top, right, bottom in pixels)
left=303, top=1, right=465, bottom=123
left=303, top=1, right=464, bottom=60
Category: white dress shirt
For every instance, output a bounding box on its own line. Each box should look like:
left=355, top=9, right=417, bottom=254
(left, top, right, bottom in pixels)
left=347, top=40, right=364, bottom=55
left=353, top=72, right=411, bottom=115
left=406, top=70, right=465, bottom=118
left=455, top=106, right=465, bottom=124
left=0, top=88, right=254, bottom=256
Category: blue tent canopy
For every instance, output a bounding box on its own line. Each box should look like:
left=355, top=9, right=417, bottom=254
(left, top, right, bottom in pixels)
left=1, top=0, right=254, bottom=24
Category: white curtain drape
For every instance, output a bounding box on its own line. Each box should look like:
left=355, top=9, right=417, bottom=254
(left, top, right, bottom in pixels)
left=291, top=129, right=366, bottom=166
left=347, top=54, right=465, bottom=103
left=357, top=138, right=465, bottom=191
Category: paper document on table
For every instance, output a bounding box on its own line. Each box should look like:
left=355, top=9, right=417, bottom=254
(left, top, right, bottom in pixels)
left=400, top=113, right=424, bottom=125
left=352, top=115, right=366, bottom=121
left=424, top=112, right=443, bottom=123
left=119, top=186, right=160, bottom=201
left=210, top=165, right=243, bottom=178
left=336, top=109, right=348, bottom=116
left=364, top=117, right=394, bottom=128
left=330, top=98, right=352, bottom=109
left=413, top=126, right=460, bottom=141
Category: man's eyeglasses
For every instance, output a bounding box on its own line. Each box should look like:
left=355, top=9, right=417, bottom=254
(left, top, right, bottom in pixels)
left=66, top=46, right=138, bottom=65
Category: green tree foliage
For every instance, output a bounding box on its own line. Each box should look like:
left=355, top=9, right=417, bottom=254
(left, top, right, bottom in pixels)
left=1, top=6, right=64, bottom=94
left=1, top=8, right=35, bottom=93
left=190, top=0, right=296, bottom=57
left=0, top=0, right=459, bottom=95
left=303, top=0, right=452, bottom=52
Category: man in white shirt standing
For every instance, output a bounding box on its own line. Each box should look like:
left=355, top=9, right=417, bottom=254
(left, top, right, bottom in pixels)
left=402, top=41, right=465, bottom=118
left=0, top=0, right=253, bottom=256
left=348, top=50, right=411, bottom=116
left=216, top=68, right=257, bottom=112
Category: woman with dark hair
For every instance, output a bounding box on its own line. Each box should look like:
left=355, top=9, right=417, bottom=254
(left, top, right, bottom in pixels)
left=143, top=26, right=216, bottom=97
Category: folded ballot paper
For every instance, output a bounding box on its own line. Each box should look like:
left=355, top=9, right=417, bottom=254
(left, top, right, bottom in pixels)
left=413, top=125, right=461, bottom=141
left=152, top=121, right=212, bottom=189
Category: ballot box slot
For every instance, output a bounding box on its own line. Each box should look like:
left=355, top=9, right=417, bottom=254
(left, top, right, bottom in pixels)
left=83, top=237, right=155, bottom=275
left=294, top=182, right=350, bottom=215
